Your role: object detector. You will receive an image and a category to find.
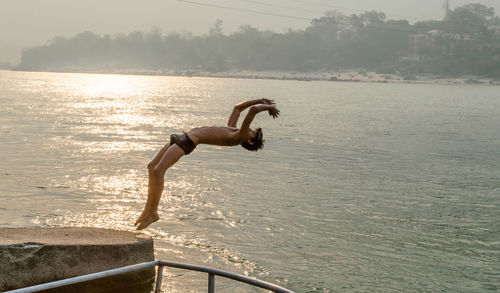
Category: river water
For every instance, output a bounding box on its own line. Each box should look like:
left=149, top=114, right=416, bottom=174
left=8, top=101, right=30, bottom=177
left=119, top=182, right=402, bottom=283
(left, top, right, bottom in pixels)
left=0, top=70, right=499, bottom=292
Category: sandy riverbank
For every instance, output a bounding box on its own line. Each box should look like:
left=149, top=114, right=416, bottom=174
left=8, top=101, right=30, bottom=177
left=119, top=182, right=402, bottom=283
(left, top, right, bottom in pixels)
left=97, top=68, right=500, bottom=86
left=8, top=68, right=500, bottom=85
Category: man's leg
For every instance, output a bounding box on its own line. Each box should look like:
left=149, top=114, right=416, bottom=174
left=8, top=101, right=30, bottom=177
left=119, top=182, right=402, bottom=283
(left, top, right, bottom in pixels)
left=135, top=143, right=170, bottom=226
left=135, top=144, right=186, bottom=230
left=145, top=143, right=171, bottom=209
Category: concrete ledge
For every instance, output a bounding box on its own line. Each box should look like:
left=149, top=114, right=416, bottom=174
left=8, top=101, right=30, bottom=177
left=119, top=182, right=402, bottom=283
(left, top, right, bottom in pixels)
left=0, top=227, right=155, bottom=292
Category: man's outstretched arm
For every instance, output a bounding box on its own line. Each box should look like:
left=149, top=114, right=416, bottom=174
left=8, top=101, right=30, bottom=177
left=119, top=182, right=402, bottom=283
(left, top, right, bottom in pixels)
left=227, top=98, right=274, bottom=127
left=239, top=104, right=280, bottom=135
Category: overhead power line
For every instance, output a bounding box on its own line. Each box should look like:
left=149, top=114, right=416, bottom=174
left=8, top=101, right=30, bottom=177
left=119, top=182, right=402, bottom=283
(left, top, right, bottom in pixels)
left=286, top=0, right=418, bottom=20
left=178, top=0, right=484, bottom=34
left=176, top=0, right=418, bottom=33
left=176, top=0, right=311, bottom=21
left=237, top=0, right=321, bottom=15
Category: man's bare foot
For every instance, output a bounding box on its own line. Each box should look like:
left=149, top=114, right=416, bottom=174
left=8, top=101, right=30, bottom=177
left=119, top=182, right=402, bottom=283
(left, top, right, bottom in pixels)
left=134, top=210, right=148, bottom=226
left=136, top=212, right=160, bottom=230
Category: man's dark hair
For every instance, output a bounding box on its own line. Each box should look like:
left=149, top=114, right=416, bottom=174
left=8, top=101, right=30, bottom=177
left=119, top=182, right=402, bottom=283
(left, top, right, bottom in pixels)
left=241, top=128, right=264, bottom=151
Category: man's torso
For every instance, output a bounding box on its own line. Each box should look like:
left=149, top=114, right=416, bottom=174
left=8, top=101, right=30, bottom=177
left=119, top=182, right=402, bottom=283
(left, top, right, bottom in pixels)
left=187, top=126, right=242, bottom=146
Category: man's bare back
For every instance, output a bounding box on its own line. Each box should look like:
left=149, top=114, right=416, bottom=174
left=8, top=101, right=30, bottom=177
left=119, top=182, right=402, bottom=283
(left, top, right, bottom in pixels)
left=134, top=99, right=279, bottom=230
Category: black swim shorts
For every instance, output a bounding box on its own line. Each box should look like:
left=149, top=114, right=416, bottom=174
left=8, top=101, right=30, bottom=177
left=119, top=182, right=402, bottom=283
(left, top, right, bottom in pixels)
left=170, top=133, right=196, bottom=154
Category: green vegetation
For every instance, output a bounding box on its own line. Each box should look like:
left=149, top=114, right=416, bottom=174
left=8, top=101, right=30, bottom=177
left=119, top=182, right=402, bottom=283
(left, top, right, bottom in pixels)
left=16, top=4, right=500, bottom=78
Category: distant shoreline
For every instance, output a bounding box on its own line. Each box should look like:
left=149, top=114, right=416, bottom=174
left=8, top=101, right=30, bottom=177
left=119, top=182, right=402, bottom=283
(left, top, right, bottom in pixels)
left=6, top=68, right=500, bottom=86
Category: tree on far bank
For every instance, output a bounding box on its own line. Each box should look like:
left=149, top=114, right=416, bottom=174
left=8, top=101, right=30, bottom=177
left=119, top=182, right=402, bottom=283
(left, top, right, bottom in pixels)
left=15, top=4, right=500, bottom=78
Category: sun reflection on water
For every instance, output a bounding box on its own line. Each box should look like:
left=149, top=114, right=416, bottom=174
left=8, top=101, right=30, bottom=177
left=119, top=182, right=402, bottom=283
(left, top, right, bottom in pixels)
left=83, top=169, right=143, bottom=196
left=5, top=71, right=278, bottom=292
left=69, top=74, right=149, bottom=98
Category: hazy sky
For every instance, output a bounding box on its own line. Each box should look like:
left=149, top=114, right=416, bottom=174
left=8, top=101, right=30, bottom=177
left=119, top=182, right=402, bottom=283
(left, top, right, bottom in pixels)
left=1, top=0, right=500, bottom=62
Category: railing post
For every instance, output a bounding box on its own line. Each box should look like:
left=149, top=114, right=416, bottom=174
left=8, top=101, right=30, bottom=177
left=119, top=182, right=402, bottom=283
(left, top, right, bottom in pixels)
left=208, top=273, right=215, bottom=293
left=154, top=265, right=164, bottom=293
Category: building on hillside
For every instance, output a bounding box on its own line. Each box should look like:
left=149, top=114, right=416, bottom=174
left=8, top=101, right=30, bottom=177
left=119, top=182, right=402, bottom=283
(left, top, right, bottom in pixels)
left=488, top=26, right=500, bottom=36
left=408, top=34, right=430, bottom=59
left=408, top=27, right=500, bottom=59
left=407, top=30, right=456, bottom=59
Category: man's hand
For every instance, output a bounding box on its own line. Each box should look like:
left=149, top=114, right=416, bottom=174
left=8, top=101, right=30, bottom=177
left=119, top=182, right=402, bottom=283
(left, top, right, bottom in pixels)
left=260, top=99, right=279, bottom=118
left=261, top=98, right=275, bottom=105
left=240, top=104, right=280, bottom=132
left=268, top=105, right=280, bottom=119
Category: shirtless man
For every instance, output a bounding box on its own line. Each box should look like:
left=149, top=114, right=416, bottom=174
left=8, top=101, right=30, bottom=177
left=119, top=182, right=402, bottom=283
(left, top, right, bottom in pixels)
left=134, top=99, right=280, bottom=230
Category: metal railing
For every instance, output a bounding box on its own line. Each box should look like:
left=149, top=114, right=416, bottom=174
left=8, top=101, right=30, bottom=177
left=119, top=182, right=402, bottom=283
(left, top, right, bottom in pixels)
left=4, top=260, right=295, bottom=293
